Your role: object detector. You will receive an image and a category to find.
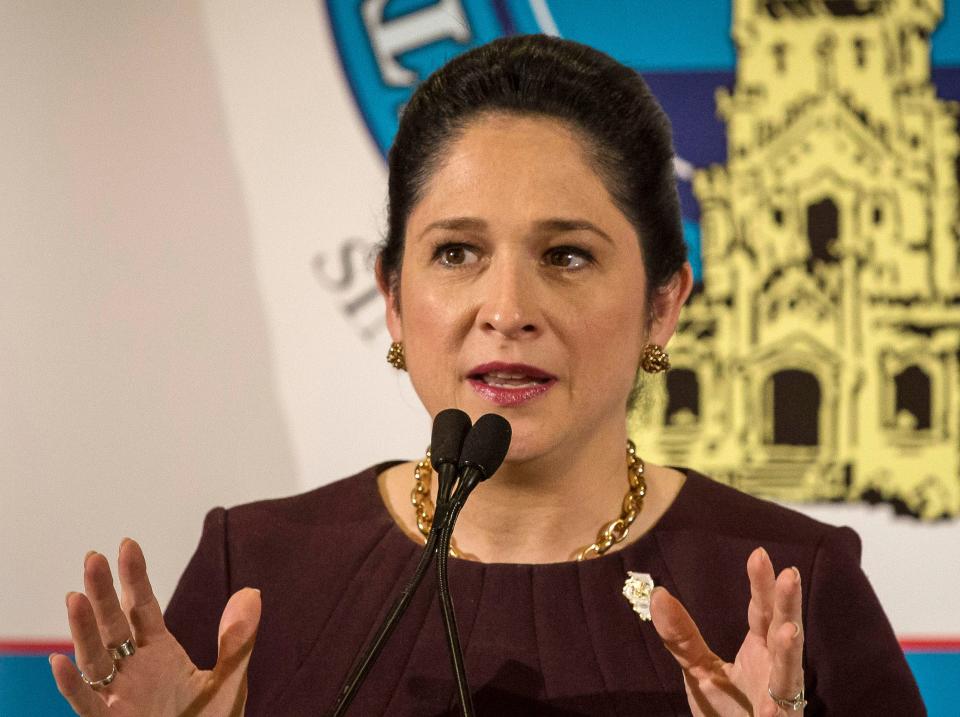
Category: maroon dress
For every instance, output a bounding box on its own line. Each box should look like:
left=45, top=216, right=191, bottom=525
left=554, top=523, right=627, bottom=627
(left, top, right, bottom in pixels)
left=164, top=464, right=924, bottom=715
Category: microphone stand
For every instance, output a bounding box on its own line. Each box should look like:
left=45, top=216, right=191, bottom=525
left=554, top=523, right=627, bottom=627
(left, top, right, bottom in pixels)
left=329, top=411, right=508, bottom=717
left=329, top=462, right=459, bottom=717
left=434, top=474, right=481, bottom=717
left=433, top=414, right=510, bottom=717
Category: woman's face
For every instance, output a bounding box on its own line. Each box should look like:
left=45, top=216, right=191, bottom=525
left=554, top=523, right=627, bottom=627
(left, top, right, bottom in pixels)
left=383, top=113, right=688, bottom=461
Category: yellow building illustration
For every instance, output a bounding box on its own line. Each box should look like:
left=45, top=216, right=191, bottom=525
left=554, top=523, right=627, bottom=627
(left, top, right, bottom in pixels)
left=633, top=0, right=960, bottom=519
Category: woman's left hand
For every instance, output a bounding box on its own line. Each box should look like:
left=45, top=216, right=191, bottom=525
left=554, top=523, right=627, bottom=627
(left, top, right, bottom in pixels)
left=650, top=547, right=805, bottom=716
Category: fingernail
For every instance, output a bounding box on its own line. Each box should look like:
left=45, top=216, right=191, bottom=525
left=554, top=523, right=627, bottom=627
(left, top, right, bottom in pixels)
left=48, top=653, right=54, bottom=665
left=64, top=591, right=74, bottom=607
left=791, top=621, right=802, bottom=638
left=758, top=547, right=768, bottom=563
left=791, top=566, right=801, bottom=583
left=83, top=551, right=97, bottom=578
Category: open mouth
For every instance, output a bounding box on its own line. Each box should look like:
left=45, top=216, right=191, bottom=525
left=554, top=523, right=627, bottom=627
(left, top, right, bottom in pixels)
left=469, top=370, right=552, bottom=388
left=466, top=363, right=557, bottom=406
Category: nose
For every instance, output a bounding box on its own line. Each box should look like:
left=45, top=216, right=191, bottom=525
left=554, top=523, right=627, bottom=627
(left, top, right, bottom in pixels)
left=475, top=259, right=541, bottom=339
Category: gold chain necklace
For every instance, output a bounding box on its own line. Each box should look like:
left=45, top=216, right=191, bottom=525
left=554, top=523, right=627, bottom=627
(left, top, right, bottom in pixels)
left=411, top=440, right=646, bottom=561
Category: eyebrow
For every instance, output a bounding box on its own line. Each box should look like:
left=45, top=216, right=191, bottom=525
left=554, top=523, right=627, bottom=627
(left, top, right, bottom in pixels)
left=419, top=217, right=613, bottom=243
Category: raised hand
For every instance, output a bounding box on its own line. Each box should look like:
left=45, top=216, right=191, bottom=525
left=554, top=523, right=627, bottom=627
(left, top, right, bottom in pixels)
left=50, top=539, right=261, bottom=717
left=650, top=547, right=805, bottom=716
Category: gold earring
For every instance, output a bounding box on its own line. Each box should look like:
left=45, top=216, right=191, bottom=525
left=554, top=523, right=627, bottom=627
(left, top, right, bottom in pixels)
left=640, top=344, right=670, bottom=373
left=387, top=341, right=406, bottom=371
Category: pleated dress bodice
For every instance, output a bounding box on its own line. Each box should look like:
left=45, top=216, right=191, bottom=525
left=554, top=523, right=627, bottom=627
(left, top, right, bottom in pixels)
left=165, top=464, right=923, bottom=716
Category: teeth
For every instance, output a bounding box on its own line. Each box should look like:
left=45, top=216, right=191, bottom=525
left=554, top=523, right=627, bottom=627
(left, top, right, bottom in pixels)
left=486, top=377, right=538, bottom=387
left=481, top=372, right=545, bottom=387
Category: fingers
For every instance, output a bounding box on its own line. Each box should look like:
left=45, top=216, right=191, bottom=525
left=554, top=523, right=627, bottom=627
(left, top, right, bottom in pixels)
left=747, top=547, right=776, bottom=640
left=117, top=538, right=167, bottom=643
left=771, top=566, right=802, bottom=635
left=56, top=540, right=166, bottom=715
left=209, top=588, right=262, bottom=717
left=50, top=653, right=109, bottom=717
left=768, top=566, right=804, bottom=700
left=650, top=586, right=721, bottom=676
left=83, top=551, right=134, bottom=651
left=215, top=588, right=262, bottom=680
left=65, top=592, right=115, bottom=691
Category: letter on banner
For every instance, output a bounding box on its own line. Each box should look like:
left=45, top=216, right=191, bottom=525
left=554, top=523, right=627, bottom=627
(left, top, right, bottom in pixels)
left=362, top=0, right=471, bottom=87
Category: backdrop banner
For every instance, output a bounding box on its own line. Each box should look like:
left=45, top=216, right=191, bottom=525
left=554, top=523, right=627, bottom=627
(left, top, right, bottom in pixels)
left=2, top=1, right=958, bottom=713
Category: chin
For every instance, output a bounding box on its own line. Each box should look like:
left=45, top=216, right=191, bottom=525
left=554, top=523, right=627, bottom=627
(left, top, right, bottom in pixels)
left=451, top=397, right=564, bottom=459
left=497, top=425, right=553, bottom=465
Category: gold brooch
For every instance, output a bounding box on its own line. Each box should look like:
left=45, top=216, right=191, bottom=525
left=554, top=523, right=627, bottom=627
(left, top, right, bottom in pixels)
left=622, top=571, right=655, bottom=621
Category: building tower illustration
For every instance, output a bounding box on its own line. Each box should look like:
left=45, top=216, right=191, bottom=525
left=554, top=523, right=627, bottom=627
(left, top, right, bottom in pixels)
left=633, top=0, right=960, bottom=518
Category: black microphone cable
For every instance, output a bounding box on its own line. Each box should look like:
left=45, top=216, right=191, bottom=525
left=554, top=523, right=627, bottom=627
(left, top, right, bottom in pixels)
left=329, top=409, right=471, bottom=717
left=435, top=413, right=512, bottom=717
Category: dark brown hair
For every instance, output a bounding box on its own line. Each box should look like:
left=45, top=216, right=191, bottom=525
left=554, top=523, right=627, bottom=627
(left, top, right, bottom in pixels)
left=378, top=34, right=686, bottom=298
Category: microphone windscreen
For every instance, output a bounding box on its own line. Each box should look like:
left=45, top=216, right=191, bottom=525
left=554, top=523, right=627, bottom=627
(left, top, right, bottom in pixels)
left=431, top=409, right=472, bottom=467
left=459, top=413, right=512, bottom=479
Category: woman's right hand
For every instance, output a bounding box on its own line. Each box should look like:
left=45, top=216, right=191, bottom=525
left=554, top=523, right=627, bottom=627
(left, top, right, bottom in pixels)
left=50, top=539, right=261, bottom=717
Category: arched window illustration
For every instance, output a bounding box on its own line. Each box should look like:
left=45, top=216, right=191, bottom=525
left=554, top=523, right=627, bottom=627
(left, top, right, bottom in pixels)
left=806, top=197, right=839, bottom=264
left=772, top=42, right=787, bottom=73
left=853, top=37, right=867, bottom=67
left=765, top=370, right=820, bottom=445
left=665, top=369, right=699, bottom=426
left=894, top=365, right=931, bottom=430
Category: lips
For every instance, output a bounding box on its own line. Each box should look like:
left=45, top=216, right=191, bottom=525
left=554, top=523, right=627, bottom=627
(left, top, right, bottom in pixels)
left=467, top=362, right=557, bottom=406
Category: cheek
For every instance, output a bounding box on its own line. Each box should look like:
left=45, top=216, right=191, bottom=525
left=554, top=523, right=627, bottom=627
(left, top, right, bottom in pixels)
left=399, top=282, right=472, bottom=364
left=564, top=289, right=646, bottom=387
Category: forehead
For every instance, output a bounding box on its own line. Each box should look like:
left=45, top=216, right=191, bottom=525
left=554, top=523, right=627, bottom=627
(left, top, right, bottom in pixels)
left=408, top=113, right=630, bottom=232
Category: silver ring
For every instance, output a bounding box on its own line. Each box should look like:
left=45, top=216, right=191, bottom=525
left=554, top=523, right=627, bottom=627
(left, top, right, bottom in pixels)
left=109, top=637, right=137, bottom=660
left=768, top=686, right=807, bottom=712
left=80, top=660, right=118, bottom=689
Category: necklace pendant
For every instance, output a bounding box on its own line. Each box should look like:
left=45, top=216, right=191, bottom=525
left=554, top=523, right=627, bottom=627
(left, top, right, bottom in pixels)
left=622, top=571, right=655, bottom=621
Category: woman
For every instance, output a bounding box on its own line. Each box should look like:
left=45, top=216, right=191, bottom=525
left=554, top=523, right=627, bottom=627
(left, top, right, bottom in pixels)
left=50, top=35, right=923, bottom=715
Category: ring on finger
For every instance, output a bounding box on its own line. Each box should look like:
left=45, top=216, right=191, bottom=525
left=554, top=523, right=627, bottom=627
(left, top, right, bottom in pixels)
left=80, top=660, right=118, bottom=689
left=768, top=686, right=807, bottom=711
left=109, top=637, right=137, bottom=661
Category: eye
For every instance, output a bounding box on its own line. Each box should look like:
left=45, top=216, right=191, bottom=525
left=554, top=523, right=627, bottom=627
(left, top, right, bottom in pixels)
left=545, top=246, right=593, bottom=270
left=434, top=243, right=480, bottom=267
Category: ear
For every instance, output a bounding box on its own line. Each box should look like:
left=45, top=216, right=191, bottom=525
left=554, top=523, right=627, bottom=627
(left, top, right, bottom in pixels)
left=647, top=262, right=694, bottom=348
left=375, top=256, right=403, bottom=342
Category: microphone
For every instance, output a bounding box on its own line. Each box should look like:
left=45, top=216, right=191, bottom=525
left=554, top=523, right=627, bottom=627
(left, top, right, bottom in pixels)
left=435, top=413, right=511, bottom=717
left=451, top=413, right=511, bottom=504
left=329, top=409, right=472, bottom=717
left=430, top=408, right=473, bottom=511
